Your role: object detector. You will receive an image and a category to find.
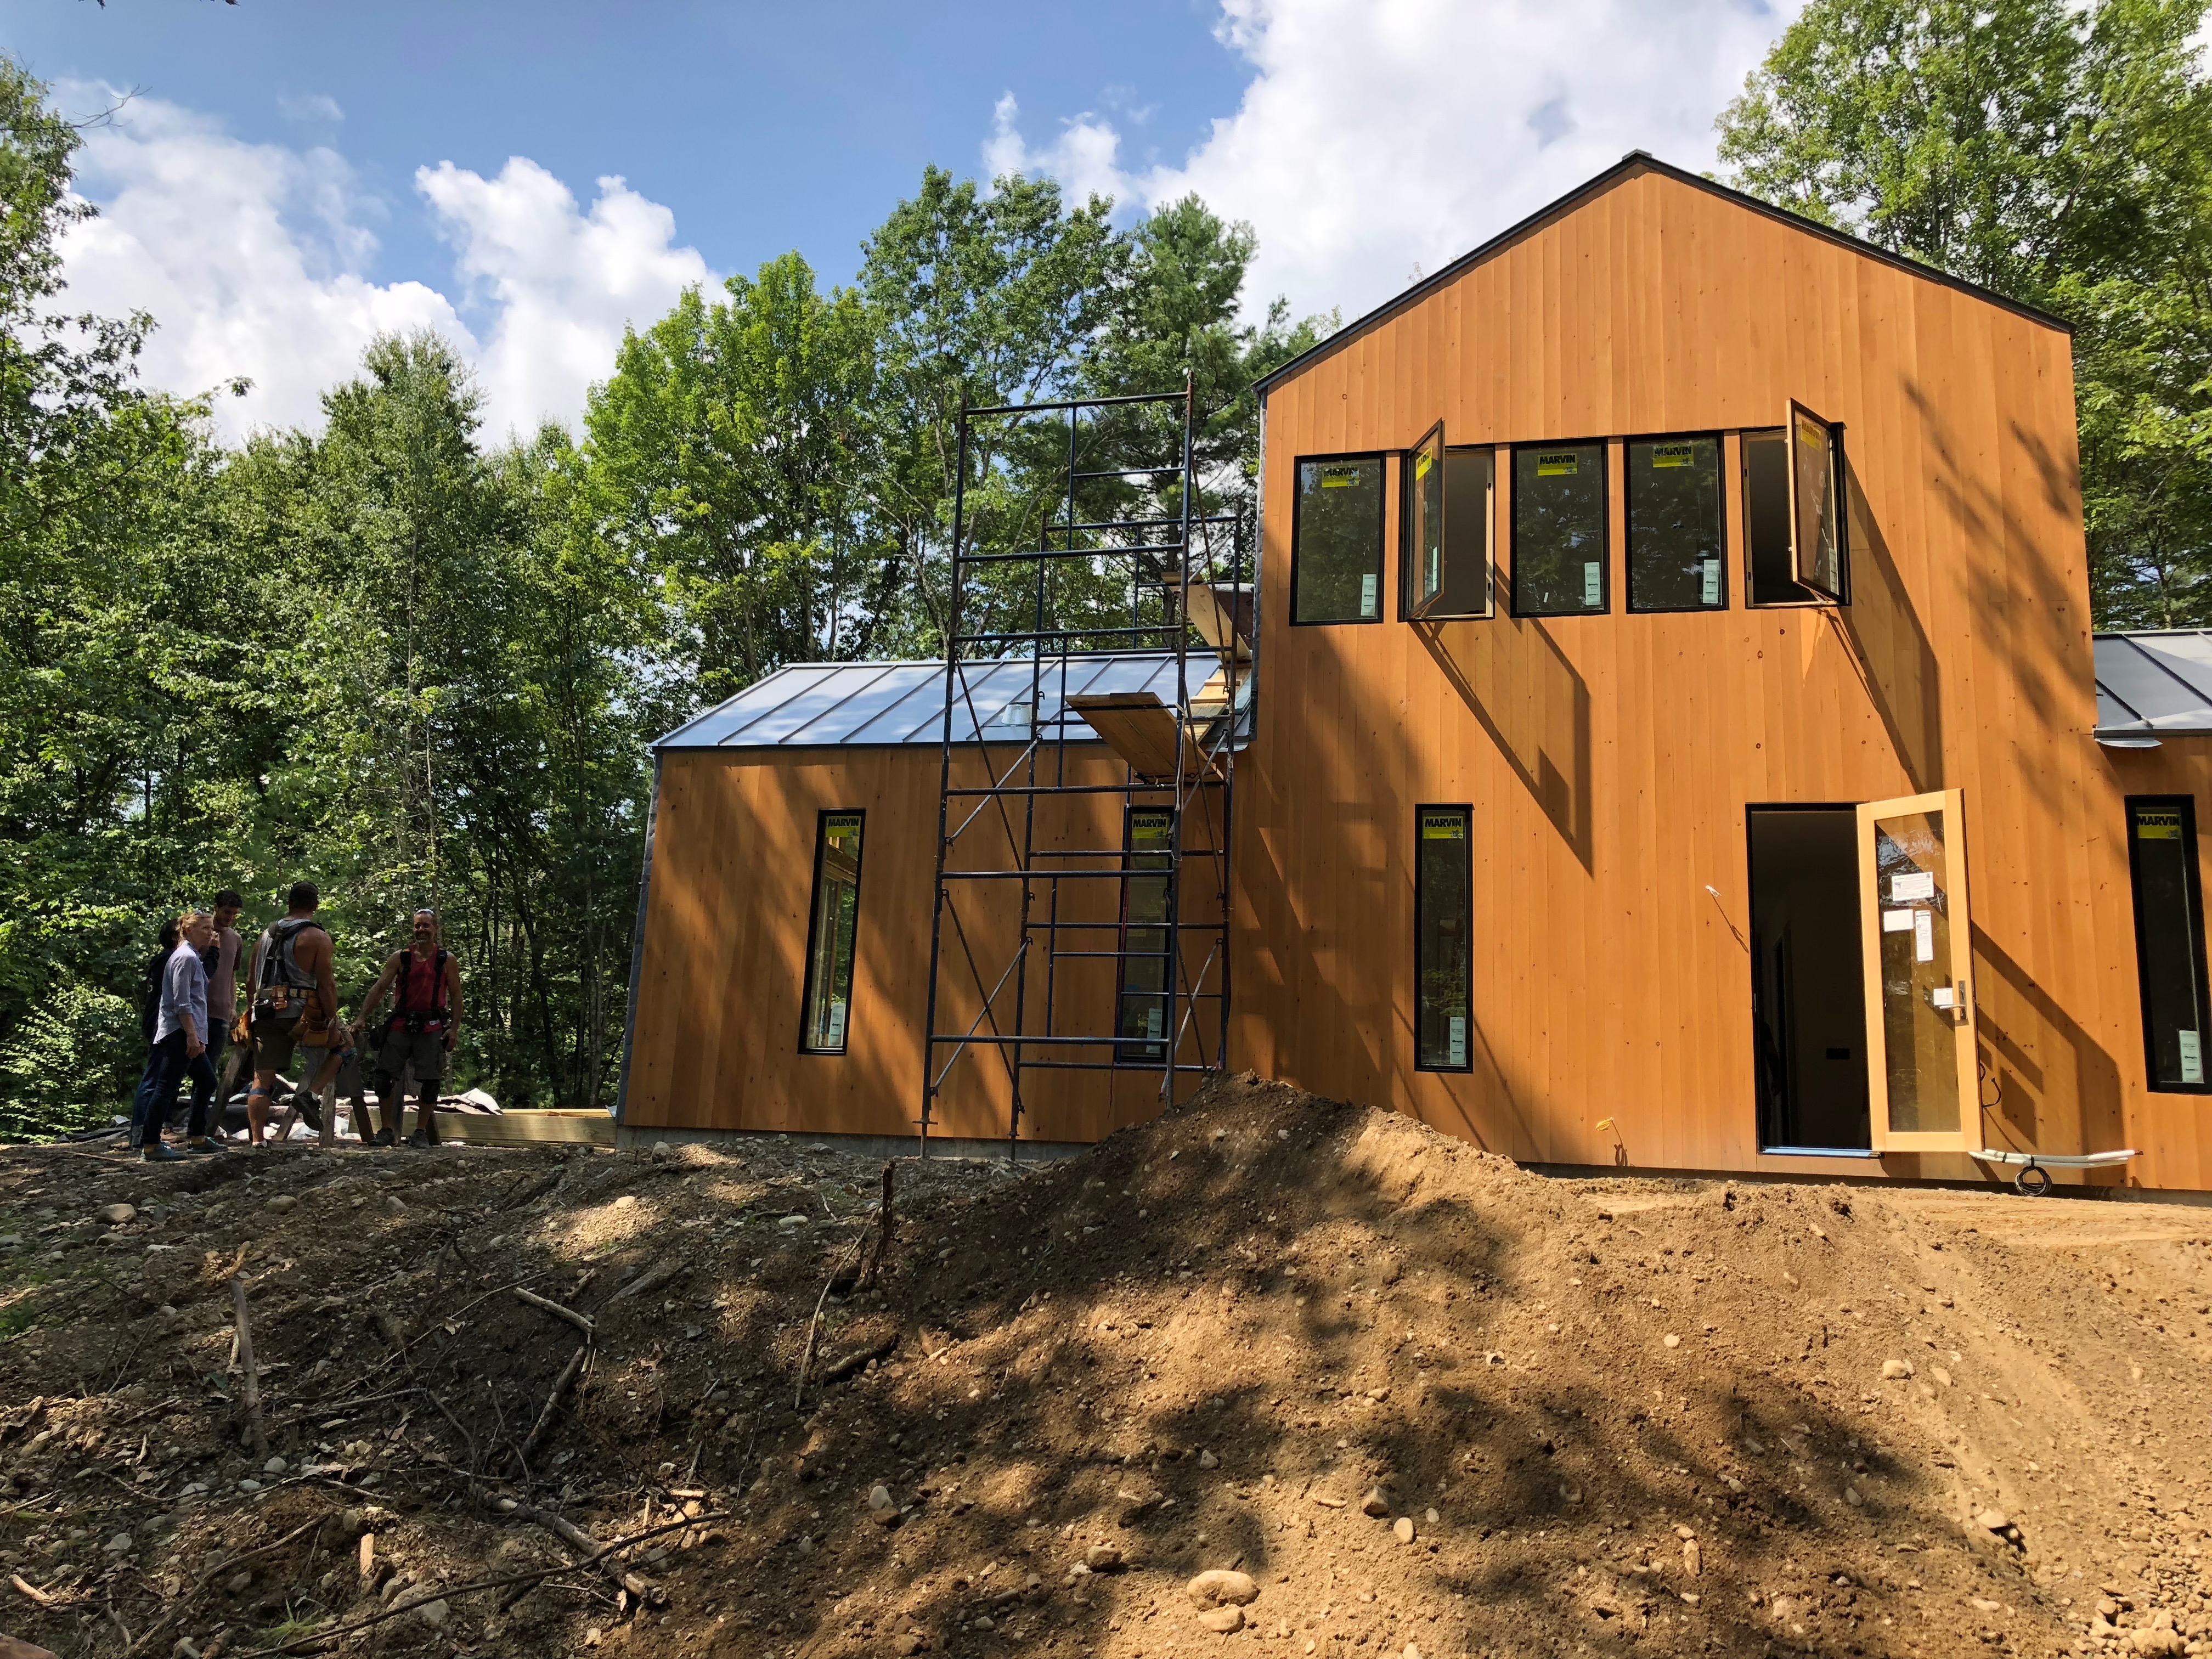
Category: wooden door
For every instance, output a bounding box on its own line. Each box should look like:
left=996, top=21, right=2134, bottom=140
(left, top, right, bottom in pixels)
left=1857, top=789, right=1977, bottom=1153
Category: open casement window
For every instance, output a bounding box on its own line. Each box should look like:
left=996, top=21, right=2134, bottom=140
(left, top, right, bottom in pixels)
left=1786, top=400, right=1847, bottom=602
left=1403, top=435, right=1495, bottom=622
left=1856, top=789, right=1977, bottom=1151
left=1403, top=422, right=1447, bottom=618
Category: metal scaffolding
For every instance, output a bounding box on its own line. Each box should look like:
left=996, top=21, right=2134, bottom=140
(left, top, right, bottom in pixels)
left=920, top=379, right=1247, bottom=1155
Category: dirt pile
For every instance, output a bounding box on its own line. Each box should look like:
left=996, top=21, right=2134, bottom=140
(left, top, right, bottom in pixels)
left=2, top=1073, right=2211, bottom=1659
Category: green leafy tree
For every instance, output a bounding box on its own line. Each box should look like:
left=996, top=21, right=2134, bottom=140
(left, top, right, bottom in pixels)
left=1714, top=0, right=2212, bottom=623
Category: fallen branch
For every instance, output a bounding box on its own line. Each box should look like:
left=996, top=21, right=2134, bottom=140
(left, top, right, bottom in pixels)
left=194, top=1514, right=336, bottom=1590
left=515, top=1346, right=587, bottom=1469
left=9, top=1571, right=58, bottom=1606
left=857, top=1160, right=896, bottom=1290
left=793, top=1231, right=868, bottom=1411
left=512, top=1286, right=595, bottom=1341
left=247, top=1509, right=729, bottom=1655
left=613, top=1259, right=685, bottom=1303
left=229, top=1274, right=268, bottom=1457
left=818, top=1332, right=898, bottom=1386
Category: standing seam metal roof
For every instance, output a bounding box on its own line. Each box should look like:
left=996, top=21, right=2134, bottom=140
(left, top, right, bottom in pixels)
left=2094, top=632, right=2212, bottom=737
left=652, top=653, right=1207, bottom=751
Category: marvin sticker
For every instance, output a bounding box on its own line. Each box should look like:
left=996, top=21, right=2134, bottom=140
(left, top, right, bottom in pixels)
left=1651, top=443, right=1696, bottom=469
left=1536, top=452, right=1580, bottom=477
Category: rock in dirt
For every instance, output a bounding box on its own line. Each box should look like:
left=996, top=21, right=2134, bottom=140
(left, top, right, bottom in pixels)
left=1393, top=1516, right=1418, bottom=1545
left=267, top=1194, right=296, bottom=1214
left=415, top=1598, right=449, bottom=1629
left=1086, top=1545, right=1123, bottom=1571
left=1361, top=1487, right=1391, bottom=1517
left=1976, top=1509, right=2012, bottom=1533
left=97, top=1203, right=135, bottom=1226
left=1198, top=1449, right=1218, bottom=1469
left=1198, top=1606, right=1245, bottom=1633
left=0, top=1637, right=60, bottom=1659
left=1882, top=1358, right=1916, bottom=1380
left=1187, top=1570, right=1259, bottom=1609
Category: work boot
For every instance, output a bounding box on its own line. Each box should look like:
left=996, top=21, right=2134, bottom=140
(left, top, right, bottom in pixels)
left=140, top=1140, right=184, bottom=1164
left=405, top=1130, right=432, bottom=1149
left=372, top=1126, right=396, bottom=1148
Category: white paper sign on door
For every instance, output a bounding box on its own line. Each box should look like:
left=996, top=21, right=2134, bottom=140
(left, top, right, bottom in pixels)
left=1891, top=871, right=1936, bottom=904
left=1881, top=909, right=1914, bottom=933
left=1914, top=910, right=1935, bottom=963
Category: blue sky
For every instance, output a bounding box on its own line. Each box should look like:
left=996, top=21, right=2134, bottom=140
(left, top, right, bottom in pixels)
left=8, top=0, right=1794, bottom=443
left=10, top=1, right=1246, bottom=294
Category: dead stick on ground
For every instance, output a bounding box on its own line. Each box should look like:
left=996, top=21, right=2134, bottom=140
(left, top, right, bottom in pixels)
left=253, top=1510, right=731, bottom=1656
left=9, top=1571, right=58, bottom=1606
left=793, top=1231, right=868, bottom=1412
left=859, top=1160, right=895, bottom=1290
left=515, top=1346, right=587, bottom=1469
left=512, top=1286, right=595, bottom=1341
left=229, top=1273, right=268, bottom=1457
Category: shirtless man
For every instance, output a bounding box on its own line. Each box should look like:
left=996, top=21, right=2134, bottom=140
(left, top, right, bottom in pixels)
left=245, top=882, right=345, bottom=1147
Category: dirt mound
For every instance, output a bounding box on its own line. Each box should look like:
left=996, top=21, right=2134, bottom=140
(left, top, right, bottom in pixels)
left=2, top=1075, right=2210, bottom=1659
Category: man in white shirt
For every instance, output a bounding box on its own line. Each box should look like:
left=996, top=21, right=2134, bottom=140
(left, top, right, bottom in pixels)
left=129, top=911, right=220, bottom=1162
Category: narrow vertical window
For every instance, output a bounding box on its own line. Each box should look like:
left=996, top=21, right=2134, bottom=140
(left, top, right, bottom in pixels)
left=1511, top=442, right=1606, bottom=616
left=2127, top=796, right=2211, bottom=1092
left=1415, top=805, right=1472, bottom=1071
left=1116, top=808, right=1175, bottom=1063
left=1786, top=400, right=1847, bottom=601
left=1743, top=430, right=1819, bottom=606
left=1626, top=435, right=1725, bottom=612
left=800, top=810, right=865, bottom=1053
left=1292, top=454, right=1385, bottom=623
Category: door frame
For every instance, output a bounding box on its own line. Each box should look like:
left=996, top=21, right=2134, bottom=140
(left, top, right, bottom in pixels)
left=1856, top=787, right=1977, bottom=1153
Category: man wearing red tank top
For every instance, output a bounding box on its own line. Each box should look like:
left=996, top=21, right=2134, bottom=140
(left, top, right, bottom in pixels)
left=354, top=909, right=465, bottom=1148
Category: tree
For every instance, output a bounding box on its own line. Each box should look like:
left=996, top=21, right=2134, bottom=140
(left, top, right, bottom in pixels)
left=586, top=255, right=888, bottom=701
left=1714, top=0, right=2212, bottom=623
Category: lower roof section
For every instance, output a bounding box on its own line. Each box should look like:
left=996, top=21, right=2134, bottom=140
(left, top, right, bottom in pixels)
left=2095, top=631, right=2212, bottom=738
left=653, top=653, right=1206, bottom=752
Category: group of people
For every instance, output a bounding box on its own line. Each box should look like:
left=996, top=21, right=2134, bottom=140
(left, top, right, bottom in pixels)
left=130, top=881, right=465, bottom=1162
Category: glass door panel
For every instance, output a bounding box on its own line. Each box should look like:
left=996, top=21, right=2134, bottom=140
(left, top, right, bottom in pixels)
left=1855, top=788, right=1976, bottom=1151
left=1404, top=421, right=1446, bottom=617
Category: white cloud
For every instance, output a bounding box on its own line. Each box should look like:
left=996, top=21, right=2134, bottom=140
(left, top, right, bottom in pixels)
left=55, top=88, right=715, bottom=444
left=417, top=159, right=713, bottom=442
left=985, top=93, right=1131, bottom=209
left=988, top=0, right=1799, bottom=325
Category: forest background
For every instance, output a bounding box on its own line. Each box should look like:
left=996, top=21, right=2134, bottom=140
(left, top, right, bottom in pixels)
left=5, top=0, right=2211, bottom=1132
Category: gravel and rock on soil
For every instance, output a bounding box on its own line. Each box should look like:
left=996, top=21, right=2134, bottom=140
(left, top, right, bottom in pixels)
left=1, top=1071, right=2210, bottom=1659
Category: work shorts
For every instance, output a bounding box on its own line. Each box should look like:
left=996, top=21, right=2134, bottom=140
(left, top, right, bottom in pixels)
left=376, top=1027, right=448, bottom=1088
left=255, top=1017, right=349, bottom=1082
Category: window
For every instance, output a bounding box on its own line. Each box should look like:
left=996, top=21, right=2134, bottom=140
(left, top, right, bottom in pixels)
left=800, top=810, right=864, bottom=1053
left=1512, top=442, right=1606, bottom=616
left=1402, top=430, right=1494, bottom=620
left=1292, top=454, right=1385, bottom=623
left=1787, top=401, right=1847, bottom=601
left=2127, top=796, right=2212, bottom=1092
left=1116, top=808, right=1174, bottom=1063
left=1626, top=435, right=1725, bottom=612
left=1743, top=431, right=1810, bottom=605
left=1415, top=805, right=1472, bottom=1071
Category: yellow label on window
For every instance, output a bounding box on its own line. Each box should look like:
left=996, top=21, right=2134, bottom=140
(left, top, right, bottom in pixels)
left=1319, top=466, right=1361, bottom=489
left=1415, top=452, right=1432, bottom=479
left=1796, top=412, right=1826, bottom=449
left=825, top=813, right=863, bottom=849
left=1535, top=452, right=1579, bottom=476
left=2138, top=812, right=2184, bottom=840
left=1420, top=812, right=1466, bottom=840
left=1651, top=443, right=1696, bottom=469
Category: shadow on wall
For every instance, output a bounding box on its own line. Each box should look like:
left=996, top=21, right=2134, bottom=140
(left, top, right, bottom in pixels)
left=1412, top=605, right=1593, bottom=875
left=1831, top=458, right=1944, bottom=794
left=1969, top=923, right=2127, bottom=1176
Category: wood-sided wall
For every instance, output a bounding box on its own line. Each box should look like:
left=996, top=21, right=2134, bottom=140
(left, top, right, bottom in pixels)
left=1235, top=160, right=2212, bottom=1192
left=622, top=743, right=1204, bottom=1144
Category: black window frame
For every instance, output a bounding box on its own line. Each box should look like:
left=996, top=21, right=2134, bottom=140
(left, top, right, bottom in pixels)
left=1289, top=450, right=1389, bottom=627
left=798, top=806, right=866, bottom=1056
left=1785, top=402, right=1851, bottom=603
left=2125, top=793, right=2212, bottom=1094
left=1114, top=804, right=1176, bottom=1066
left=1401, top=441, right=1496, bottom=623
left=1623, top=430, right=1729, bottom=615
left=1413, top=802, right=1475, bottom=1074
left=1509, top=438, right=1611, bottom=618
